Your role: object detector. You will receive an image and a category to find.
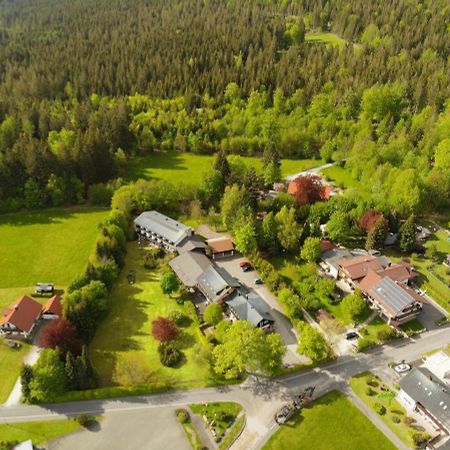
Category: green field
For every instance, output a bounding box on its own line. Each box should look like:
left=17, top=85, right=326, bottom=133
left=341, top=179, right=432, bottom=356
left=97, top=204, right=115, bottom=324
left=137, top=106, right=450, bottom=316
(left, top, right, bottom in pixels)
left=263, top=390, right=395, bottom=450
left=0, top=419, right=81, bottom=445
left=350, top=373, right=428, bottom=448
left=0, top=207, right=108, bottom=292
left=125, top=151, right=320, bottom=186
left=305, top=32, right=347, bottom=50
left=321, top=165, right=371, bottom=199
left=89, top=242, right=218, bottom=391
left=0, top=206, right=107, bottom=404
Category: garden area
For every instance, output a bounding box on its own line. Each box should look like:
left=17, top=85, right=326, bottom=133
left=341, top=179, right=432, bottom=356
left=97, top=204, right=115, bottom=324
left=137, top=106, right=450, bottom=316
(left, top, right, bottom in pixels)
left=350, top=372, right=431, bottom=448
left=357, top=317, right=400, bottom=352
left=0, top=419, right=81, bottom=448
left=263, top=390, right=396, bottom=450
left=88, top=242, right=219, bottom=394
left=0, top=206, right=108, bottom=404
left=189, top=402, right=243, bottom=445
left=321, top=165, right=371, bottom=200
left=125, top=151, right=320, bottom=187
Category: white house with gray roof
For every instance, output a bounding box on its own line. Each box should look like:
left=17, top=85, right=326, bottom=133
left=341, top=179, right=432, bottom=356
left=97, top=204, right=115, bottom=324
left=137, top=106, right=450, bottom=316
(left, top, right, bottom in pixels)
left=134, top=211, right=193, bottom=252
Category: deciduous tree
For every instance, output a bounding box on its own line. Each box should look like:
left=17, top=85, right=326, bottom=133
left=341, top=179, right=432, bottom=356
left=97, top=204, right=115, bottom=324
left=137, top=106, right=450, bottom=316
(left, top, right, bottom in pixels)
left=40, top=319, right=82, bottom=357
left=152, top=317, right=179, bottom=342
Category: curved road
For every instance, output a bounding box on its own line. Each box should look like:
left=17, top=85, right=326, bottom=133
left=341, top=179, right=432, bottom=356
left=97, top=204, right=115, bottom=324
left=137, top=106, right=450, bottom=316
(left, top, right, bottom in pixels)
left=1, top=327, right=449, bottom=450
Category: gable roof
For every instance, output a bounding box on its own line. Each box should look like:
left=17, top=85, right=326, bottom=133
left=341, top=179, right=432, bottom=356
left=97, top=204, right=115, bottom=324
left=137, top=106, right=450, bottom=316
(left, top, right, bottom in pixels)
left=339, top=255, right=384, bottom=280
left=169, top=251, right=212, bottom=288
left=399, top=367, right=450, bottom=430
left=379, top=262, right=417, bottom=283
left=42, top=295, right=63, bottom=316
left=176, top=235, right=208, bottom=254
left=0, top=296, right=42, bottom=333
left=226, top=290, right=274, bottom=326
left=197, top=266, right=239, bottom=302
left=368, top=277, right=420, bottom=316
left=134, top=211, right=192, bottom=246
left=206, top=236, right=234, bottom=253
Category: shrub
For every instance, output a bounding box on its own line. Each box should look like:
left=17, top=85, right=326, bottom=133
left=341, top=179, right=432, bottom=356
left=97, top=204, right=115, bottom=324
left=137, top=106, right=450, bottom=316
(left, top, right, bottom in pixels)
left=374, top=402, right=386, bottom=415
left=404, top=416, right=415, bottom=425
left=377, top=328, right=398, bottom=342
left=76, top=414, right=96, bottom=427
left=152, top=317, right=179, bottom=342
left=168, top=310, right=187, bottom=326
left=365, top=387, right=376, bottom=396
left=366, top=378, right=379, bottom=388
left=357, top=337, right=375, bottom=352
left=204, top=303, right=223, bottom=326
left=391, top=415, right=401, bottom=423
left=158, top=342, right=182, bottom=367
left=413, top=433, right=429, bottom=447
left=176, top=408, right=190, bottom=423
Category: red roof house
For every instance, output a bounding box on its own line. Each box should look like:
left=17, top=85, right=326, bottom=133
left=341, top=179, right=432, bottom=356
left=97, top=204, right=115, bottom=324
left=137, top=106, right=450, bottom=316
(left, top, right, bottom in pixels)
left=0, top=296, right=42, bottom=337
left=42, top=295, right=63, bottom=318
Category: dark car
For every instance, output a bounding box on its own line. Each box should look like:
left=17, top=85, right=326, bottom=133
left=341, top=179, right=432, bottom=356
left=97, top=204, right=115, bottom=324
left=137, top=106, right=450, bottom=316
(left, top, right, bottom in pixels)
left=346, top=331, right=359, bottom=340
left=242, top=265, right=253, bottom=272
left=254, top=277, right=263, bottom=285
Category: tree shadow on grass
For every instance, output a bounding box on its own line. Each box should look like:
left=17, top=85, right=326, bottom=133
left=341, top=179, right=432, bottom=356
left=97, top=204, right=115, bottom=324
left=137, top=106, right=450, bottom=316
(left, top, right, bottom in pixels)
left=176, top=331, right=197, bottom=350
left=0, top=207, right=107, bottom=227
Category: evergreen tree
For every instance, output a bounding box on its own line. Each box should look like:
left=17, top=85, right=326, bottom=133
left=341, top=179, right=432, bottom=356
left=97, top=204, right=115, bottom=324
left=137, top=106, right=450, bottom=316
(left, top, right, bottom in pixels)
left=399, top=215, right=416, bottom=253
left=365, top=216, right=387, bottom=250
left=213, top=150, right=231, bottom=185
left=65, top=352, right=77, bottom=390
left=20, top=364, right=34, bottom=403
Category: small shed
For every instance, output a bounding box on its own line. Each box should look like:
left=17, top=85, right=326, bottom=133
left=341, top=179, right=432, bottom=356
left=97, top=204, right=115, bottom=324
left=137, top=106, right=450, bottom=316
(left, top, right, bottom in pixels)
left=206, top=237, right=235, bottom=259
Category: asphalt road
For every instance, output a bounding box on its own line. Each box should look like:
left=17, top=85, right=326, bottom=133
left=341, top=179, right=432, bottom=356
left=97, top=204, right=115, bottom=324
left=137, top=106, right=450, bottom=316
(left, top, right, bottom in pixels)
left=1, top=327, right=448, bottom=450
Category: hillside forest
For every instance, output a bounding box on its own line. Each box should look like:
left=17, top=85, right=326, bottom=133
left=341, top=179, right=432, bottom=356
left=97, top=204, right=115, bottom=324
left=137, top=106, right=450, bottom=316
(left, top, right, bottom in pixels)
left=0, top=0, right=448, bottom=215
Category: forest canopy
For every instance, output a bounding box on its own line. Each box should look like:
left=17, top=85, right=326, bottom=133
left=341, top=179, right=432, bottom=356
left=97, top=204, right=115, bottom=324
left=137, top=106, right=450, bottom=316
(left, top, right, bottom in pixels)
left=0, top=0, right=448, bottom=213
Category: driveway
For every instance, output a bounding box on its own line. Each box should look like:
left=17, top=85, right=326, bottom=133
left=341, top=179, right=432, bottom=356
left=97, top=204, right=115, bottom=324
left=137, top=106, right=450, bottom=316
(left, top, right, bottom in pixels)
left=49, top=406, right=191, bottom=450
left=214, top=255, right=307, bottom=366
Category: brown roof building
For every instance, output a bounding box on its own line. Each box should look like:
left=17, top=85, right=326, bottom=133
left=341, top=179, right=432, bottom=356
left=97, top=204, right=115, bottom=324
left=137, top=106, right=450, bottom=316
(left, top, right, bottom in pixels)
left=42, top=295, right=63, bottom=318
left=338, top=255, right=384, bottom=283
left=0, top=296, right=42, bottom=337
left=206, top=237, right=235, bottom=259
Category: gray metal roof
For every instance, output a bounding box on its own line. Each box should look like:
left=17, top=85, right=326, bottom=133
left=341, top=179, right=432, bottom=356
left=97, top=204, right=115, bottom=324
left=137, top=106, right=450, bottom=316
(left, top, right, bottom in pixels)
left=226, top=290, right=274, bottom=326
left=197, top=266, right=239, bottom=302
left=399, top=367, right=450, bottom=429
left=321, top=248, right=353, bottom=270
left=177, top=235, right=208, bottom=254
left=369, top=277, right=416, bottom=315
left=169, top=252, right=212, bottom=288
left=134, top=211, right=192, bottom=246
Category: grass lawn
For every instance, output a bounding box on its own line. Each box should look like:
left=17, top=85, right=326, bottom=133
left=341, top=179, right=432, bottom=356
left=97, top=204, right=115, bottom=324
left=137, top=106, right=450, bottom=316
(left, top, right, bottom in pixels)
left=0, top=206, right=108, bottom=291
left=125, top=151, right=320, bottom=186
left=0, top=206, right=107, bottom=404
left=321, top=166, right=371, bottom=199
left=399, top=318, right=425, bottom=336
left=263, top=390, right=395, bottom=450
left=350, top=372, right=428, bottom=448
left=305, top=31, right=348, bottom=50
left=326, top=298, right=373, bottom=326
left=189, top=402, right=242, bottom=442
left=359, top=316, right=393, bottom=342
left=0, top=419, right=81, bottom=445
left=384, top=229, right=450, bottom=313
left=89, top=241, right=219, bottom=392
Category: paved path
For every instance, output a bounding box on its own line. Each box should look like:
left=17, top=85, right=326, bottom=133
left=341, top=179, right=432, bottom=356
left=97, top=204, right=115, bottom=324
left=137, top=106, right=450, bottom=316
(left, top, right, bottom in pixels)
left=1, top=327, right=449, bottom=450
left=285, top=162, right=336, bottom=181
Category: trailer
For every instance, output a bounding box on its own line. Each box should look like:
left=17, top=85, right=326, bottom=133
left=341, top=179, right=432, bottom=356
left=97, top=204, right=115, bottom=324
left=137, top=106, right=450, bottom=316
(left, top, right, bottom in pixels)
left=274, top=386, right=316, bottom=425
left=35, top=283, right=55, bottom=295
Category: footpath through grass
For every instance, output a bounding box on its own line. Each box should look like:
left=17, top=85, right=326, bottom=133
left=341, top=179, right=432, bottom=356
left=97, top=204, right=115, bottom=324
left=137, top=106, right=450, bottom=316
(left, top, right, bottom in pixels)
left=0, top=419, right=81, bottom=446
left=350, top=372, right=429, bottom=448
left=263, top=390, right=396, bottom=450
left=89, top=242, right=219, bottom=393
left=125, top=151, right=320, bottom=186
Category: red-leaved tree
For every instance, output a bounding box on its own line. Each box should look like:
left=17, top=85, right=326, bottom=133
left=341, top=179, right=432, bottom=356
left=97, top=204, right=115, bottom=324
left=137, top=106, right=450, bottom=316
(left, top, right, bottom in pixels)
left=151, top=317, right=179, bottom=342
left=358, top=209, right=388, bottom=233
left=288, top=175, right=325, bottom=205
left=40, top=319, right=83, bottom=356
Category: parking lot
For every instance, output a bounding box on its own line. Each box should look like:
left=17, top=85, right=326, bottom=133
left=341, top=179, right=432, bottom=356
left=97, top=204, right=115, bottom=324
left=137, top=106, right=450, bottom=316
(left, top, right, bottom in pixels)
left=214, top=255, right=308, bottom=366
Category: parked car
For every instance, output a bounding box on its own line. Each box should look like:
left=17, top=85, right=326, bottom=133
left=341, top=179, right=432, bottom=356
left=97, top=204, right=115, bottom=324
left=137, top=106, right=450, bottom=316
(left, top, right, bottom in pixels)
left=242, top=265, right=253, bottom=272
left=35, top=282, right=55, bottom=295
left=240, top=261, right=251, bottom=268
left=254, top=277, right=263, bottom=285
left=394, top=363, right=411, bottom=374
left=345, top=331, right=359, bottom=340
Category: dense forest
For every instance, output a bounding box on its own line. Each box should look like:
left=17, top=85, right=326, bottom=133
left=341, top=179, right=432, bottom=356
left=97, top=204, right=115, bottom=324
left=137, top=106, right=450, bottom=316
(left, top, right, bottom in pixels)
left=0, top=0, right=448, bottom=213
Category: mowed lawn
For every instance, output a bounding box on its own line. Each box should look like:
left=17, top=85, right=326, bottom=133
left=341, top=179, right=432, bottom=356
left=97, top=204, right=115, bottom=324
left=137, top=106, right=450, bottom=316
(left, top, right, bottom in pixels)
left=263, top=390, right=396, bottom=450
left=90, top=242, right=217, bottom=391
left=0, top=419, right=81, bottom=445
left=321, top=165, right=371, bottom=199
left=0, top=206, right=107, bottom=404
left=0, top=207, right=108, bottom=291
left=125, top=151, right=320, bottom=186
